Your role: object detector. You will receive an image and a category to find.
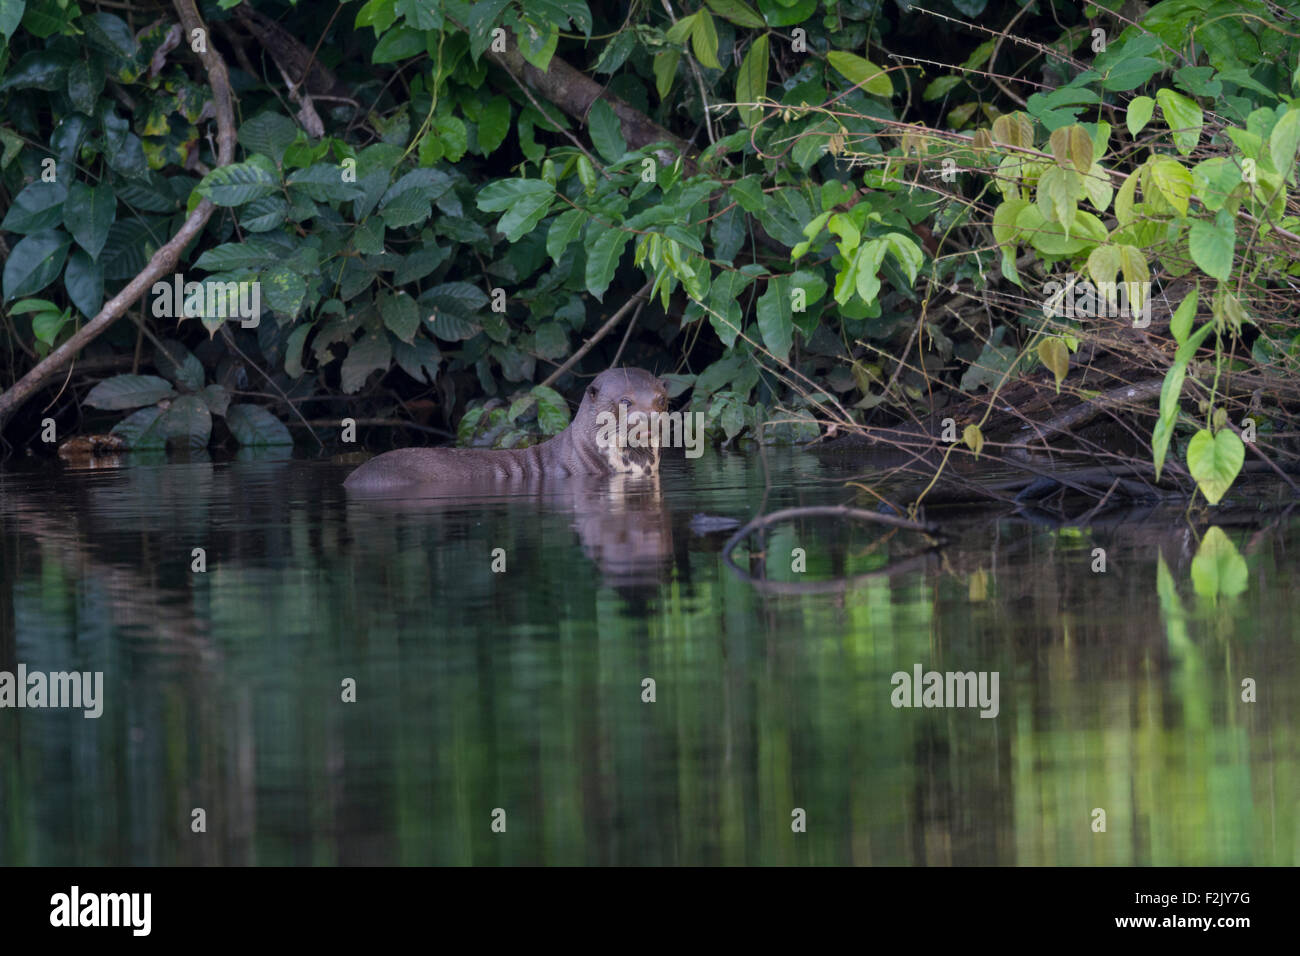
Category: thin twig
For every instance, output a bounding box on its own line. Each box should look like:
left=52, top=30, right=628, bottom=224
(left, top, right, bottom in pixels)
left=540, top=281, right=653, bottom=388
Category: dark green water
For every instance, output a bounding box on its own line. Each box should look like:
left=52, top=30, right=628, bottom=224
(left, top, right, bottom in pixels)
left=1, top=449, right=1296, bottom=865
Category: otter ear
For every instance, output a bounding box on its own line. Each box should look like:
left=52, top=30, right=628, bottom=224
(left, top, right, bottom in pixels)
left=586, top=385, right=599, bottom=400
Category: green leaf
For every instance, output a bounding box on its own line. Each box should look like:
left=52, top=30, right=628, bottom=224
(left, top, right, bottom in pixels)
left=0, top=51, right=73, bottom=92
left=665, top=11, right=698, bottom=46
left=238, top=112, right=300, bottom=167
left=883, top=232, right=924, bottom=284
left=32, top=308, right=69, bottom=346
left=7, top=298, right=59, bottom=316
left=110, top=406, right=167, bottom=450
left=1268, top=106, right=1300, bottom=184
left=477, top=96, right=511, bottom=156
left=392, top=334, right=441, bottom=384
left=284, top=324, right=313, bottom=378
left=736, top=34, right=770, bottom=128
left=588, top=98, right=626, bottom=162
left=340, top=331, right=392, bottom=393
left=0, top=0, right=23, bottom=40
left=531, top=384, right=571, bottom=434
left=924, top=76, right=964, bottom=101
left=1156, top=88, right=1203, bottom=156
left=262, top=264, right=308, bottom=319
left=225, top=404, right=293, bottom=446
left=547, top=209, right=587, bottom=264
left=1187, top=213, right=1235, bottom=282
left=1191, top=156, right=1242, bottom=212
left=64, top=249, right=104, bottom=318
left=64, top=182, right=116, bottom=260
left=1, top=181, right=67, bottom=234
left=372, top=26, right=425, bottom=63
left=476, top=178, right=555, bottom=242
left=1086, top=244, right=1120, bottom=288
left=466, top=0, right=512, bottom=60
left=585, top=228, right=631, bottom=301
left=1190, top=526, right=1249, bottom=599
left=1038, top=336, right=1069, bottom=391
left=2, top=230, right=71, bottom=301
left=379, top=290, right=420, bottom=343
left=1169, top=286, right=1198, bottom=344
left=756, top=275, right=793, bottom=362
left=393, top=245, right=449, bottom=284
left=82, top=12, right=138, bottom=59
left=1148, top=157, right=1192, bottom=215
left=533, top=322, right=568, bottom=359
left=706, top=270, right=752, bottom=347
left=756, top=0, right=815, bottom=27
left=1151, top=363, right=1184, bottom=482
left=827, top=51, right=893, bottom=97
left=200, top=160, right=281, bottom=206
left=729, top=176, right=765, bottom=213
left=422, top=282, right=488, bottom=315
left=155, top=339, right=205, bottom=391
left=653, top=49, right=680, bottom=100
left=200, top=384, right=232, bottom=417
left=705, top=0, right=765, bottom=28
left=241, top=197, right=289, bottom=233
left=84, top=374, right=176, bottom=411
left=1100, top=57, right=1162, bottom=92
left=1186, top=427, right=1244, bottom=505
left=517, top=20, right=559, bottom=72
left=159, top=395, right=213, bottom=449
left=288, top=163, right=364, bottom=203
left=719, top=397, right=744, bottom=439
left=1126, top=96, right=1155, bottom=137
left=690, top=11, right=723, bottom=71
left=1037, top=165, right=1080, bottom=237
left=378, top=168, right=453, bottom=228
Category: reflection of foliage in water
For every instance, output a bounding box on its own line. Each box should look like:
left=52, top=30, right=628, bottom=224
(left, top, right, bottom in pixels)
left=0, top=453, right=1296, bottom=865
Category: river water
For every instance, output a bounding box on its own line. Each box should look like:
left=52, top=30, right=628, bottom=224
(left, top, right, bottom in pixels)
left=1, top=448, right=1296, bottom=864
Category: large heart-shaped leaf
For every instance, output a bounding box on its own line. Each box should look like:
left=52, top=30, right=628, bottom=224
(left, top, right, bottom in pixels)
left=1186, top=427, right=1244, bottom=505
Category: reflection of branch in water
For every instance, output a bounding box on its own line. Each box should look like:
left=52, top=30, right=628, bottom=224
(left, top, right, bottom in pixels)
left=721, top=505, right=945, bottom=594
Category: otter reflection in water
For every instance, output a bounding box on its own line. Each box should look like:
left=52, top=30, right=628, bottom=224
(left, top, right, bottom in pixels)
left=344, top=471, right=675, bottom=590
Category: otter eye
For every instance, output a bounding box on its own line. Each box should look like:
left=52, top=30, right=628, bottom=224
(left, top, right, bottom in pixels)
left=587, top=385, right=599, bottom=400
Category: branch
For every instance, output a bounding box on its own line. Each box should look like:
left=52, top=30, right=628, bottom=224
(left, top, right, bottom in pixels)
left=0, top=0, right=237, bottom=434
left=539, top=281, right=653, bottom=388
left=478, top=25, right=697, bottom=170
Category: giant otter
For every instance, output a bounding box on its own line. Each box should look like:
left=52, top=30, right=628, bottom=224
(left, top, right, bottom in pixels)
left=343, top=367, right=669, bottom=491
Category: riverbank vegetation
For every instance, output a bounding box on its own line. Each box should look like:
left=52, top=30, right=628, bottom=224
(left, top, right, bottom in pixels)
left=2, top=0, right=1298, bottom=507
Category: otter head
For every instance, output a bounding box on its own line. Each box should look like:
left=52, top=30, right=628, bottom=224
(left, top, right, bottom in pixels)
left=577, top=367, right=669, bottom=476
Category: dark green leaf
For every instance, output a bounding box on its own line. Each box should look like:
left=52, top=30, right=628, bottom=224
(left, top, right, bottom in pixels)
left=588, top=98, right=626, bottom=162
left=340, top=331, right=392, bottom=393
left=84, top=374, right=176, bottom=410
left=159, top=395, right=212, bottom=448
left=64, top=182, right=115, bottom=259
left=225, top=404, right=293, bottom=446
left=379, top=289, right=420, bottom=342
left=585, top=228, right=631, bottom=301
left=3, top=229, right=72, bottom=301
left=64, top=248, right=104, bottom=317
left=201, top=159, right=281, bottom=206
left=1, top=180, right=67, bottom=234
left=238, top=112, right=300, bottom=167
left=155, top=339, right=205, bottom=391
left=392, top=334, right=442, bottom=383
left=110, top=406, right=167, bottom=450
